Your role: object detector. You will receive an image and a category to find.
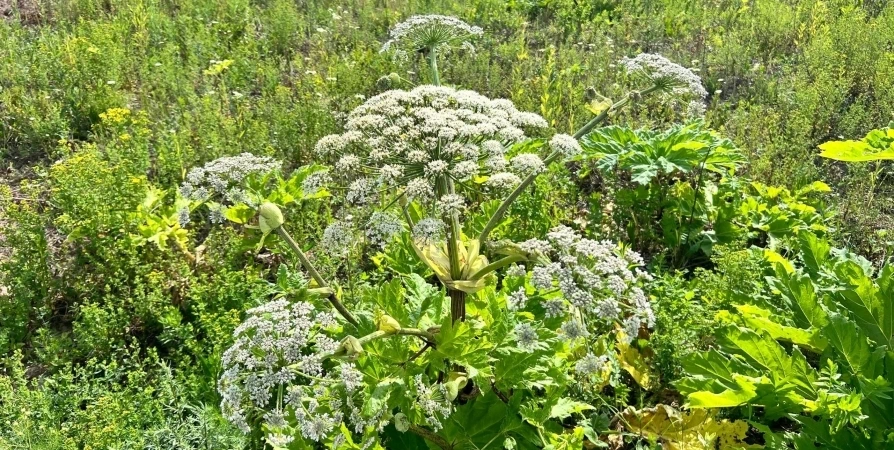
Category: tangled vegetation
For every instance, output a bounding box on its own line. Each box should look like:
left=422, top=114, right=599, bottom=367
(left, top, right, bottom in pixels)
left=1, top=0, right=893, bottom=449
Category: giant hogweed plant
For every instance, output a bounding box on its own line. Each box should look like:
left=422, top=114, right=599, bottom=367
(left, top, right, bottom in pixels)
left=174, top=16, right=709, bottom=449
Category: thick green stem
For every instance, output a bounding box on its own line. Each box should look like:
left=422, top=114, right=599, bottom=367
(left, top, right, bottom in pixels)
left=428, top=46, right=441, bottom=86
left=436, top=175, right=466, bottom=322
left=450, top=289, right=466, bottom=322
left=469, top=255, right=526, bottom=280
left=409, top=424, right=452, bottom=450
left=314, top=326, right=437, bottom=361
left=477, top=149, right=561, bottom=245
left=274, top=226, right=359, bottom=327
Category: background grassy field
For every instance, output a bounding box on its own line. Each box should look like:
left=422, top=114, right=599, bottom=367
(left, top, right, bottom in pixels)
left=1, top=0, right=892, bottom=448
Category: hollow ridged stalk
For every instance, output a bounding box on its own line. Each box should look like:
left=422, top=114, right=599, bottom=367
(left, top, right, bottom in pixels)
left=428, top=46, right=441, bottom=86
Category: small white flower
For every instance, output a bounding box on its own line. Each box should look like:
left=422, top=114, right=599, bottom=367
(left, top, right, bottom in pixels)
left=575, top=353, right=608, bottom=375
left=510, top=153, right=546, bottom=174
left=506, top=264, right=526, bottom=278
left=413, top=217, right=446, bottom=243
left=425, top=160, right=450, bottom=177
left=507, top=288, right=527, bottom=311
left=485, top=172, right=521, bottom=190
left=405, top=178, right=433, bottom=201
left=436, top=194, right=465, bottom=215
left=321, top=221, right=354, bottom=255
left=621, top=53, right=708, bottom=99
left=549, top=134, right=582, bottom=157
left=513, top=323, right=540, bottom=353
left=335, top=154, right=361, bottom=172
left=366, top=211, right=403, bottom=247
left=560, top=320, right=590, bottom=340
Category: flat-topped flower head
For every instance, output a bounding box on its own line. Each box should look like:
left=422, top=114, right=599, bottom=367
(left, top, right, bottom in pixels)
left=381, top=15, right=483, bottom=56
left=549, top=134, right=583, bottom=157
left=621, top=53, right=707, bottom=101
left=180, top=153, right=280, bottom=206
left=314, top=85, right=547, bottom=214
left=522, top=225, right=654, bottom=337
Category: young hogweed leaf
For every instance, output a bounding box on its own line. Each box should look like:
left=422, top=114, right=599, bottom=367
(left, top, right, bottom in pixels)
left=831, top=261, right=892, bottom=348
left=716, top=326, right=816, bottom=399
left=717, top=304, right=828, bottom=353
left=823, top=313, right=879, bottom=379
left=428, top=315, right=494, bottom=379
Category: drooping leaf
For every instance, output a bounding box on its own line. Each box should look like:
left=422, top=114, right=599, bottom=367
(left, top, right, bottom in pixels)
left=720, top=305, right=827, bottom=353
left=831, top=261, right=891, bottom=347
left=620, top=404, right=762, bottom=449
left=617, top=331, right=658, bottom=390
left=684, top=374, right=759, bottom=408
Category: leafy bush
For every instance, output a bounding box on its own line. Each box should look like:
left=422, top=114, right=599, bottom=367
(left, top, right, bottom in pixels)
left=678, top=232, right=894, bottom=446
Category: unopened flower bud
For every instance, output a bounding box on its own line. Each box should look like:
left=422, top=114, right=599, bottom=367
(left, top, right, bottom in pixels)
left=393, top=413, right=410, bottom=433
left=377, top=315, right=402, bottom=335
left=445, top=374, right=467, bottom=401
left=258, top=202, right=284, bottom=233
left=339, top=336, right=364, bottom=359
left=376, top=72, right=401, bottom=91
left=504, top=437, right=517, bottom=450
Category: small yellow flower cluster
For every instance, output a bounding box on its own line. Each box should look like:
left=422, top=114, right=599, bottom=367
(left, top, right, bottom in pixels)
left=99, top=107, right=131, bottom=126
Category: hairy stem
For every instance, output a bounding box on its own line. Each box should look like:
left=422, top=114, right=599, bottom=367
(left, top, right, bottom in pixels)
left=274, top=226, right=359, bottom=327
left=409, top=424, right=452, bottom=450
left=450, top=289, right=466, bottom=322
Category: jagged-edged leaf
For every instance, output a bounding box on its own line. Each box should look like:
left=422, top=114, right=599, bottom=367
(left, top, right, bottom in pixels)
left=798, top=231, right=831, bottom=276
left=832, top=261, right=891, bottom=347
left=764, top=250, right=795, bottom=274
left=683, top=374, right=759, bottom=408
left=770, top=268, right=828, bottom=330
left=549, top=398, right=595, bottom=421
left=542, top=427, right=585, bottom=450
left=429, top=316, right=494, bottom=379
left=617, top=331, right=658, bottom=390
left=721, top=305, right=827, bottom=353
left=442, top=394, right=539, bottom=450
left=824, top=313, right=877, bottom=378
left=717, top=326, right=816, bottom=399
left=681, top=349, right=759, bottom=387
left=404, top=273, right=445, bottom=329
left=362, top=378, right=404, bottom=417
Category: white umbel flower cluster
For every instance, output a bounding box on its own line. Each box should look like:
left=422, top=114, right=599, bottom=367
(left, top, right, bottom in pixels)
left=381, top=15, right=483, bottom=55
left=621, top=53, right=708, bottom=101
left=180, top=153, right=280, bottom=205
left=519, top=225, right=654, bottom=343
left=549, top=133, right=583, bottom=157
left=218, top=298, right=387, bottom=445
left=314, top=85, right=548, bottom=233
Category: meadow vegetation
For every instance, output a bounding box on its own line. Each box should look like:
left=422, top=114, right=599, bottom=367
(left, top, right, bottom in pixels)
left=0, top=0, right=893, bottom=448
